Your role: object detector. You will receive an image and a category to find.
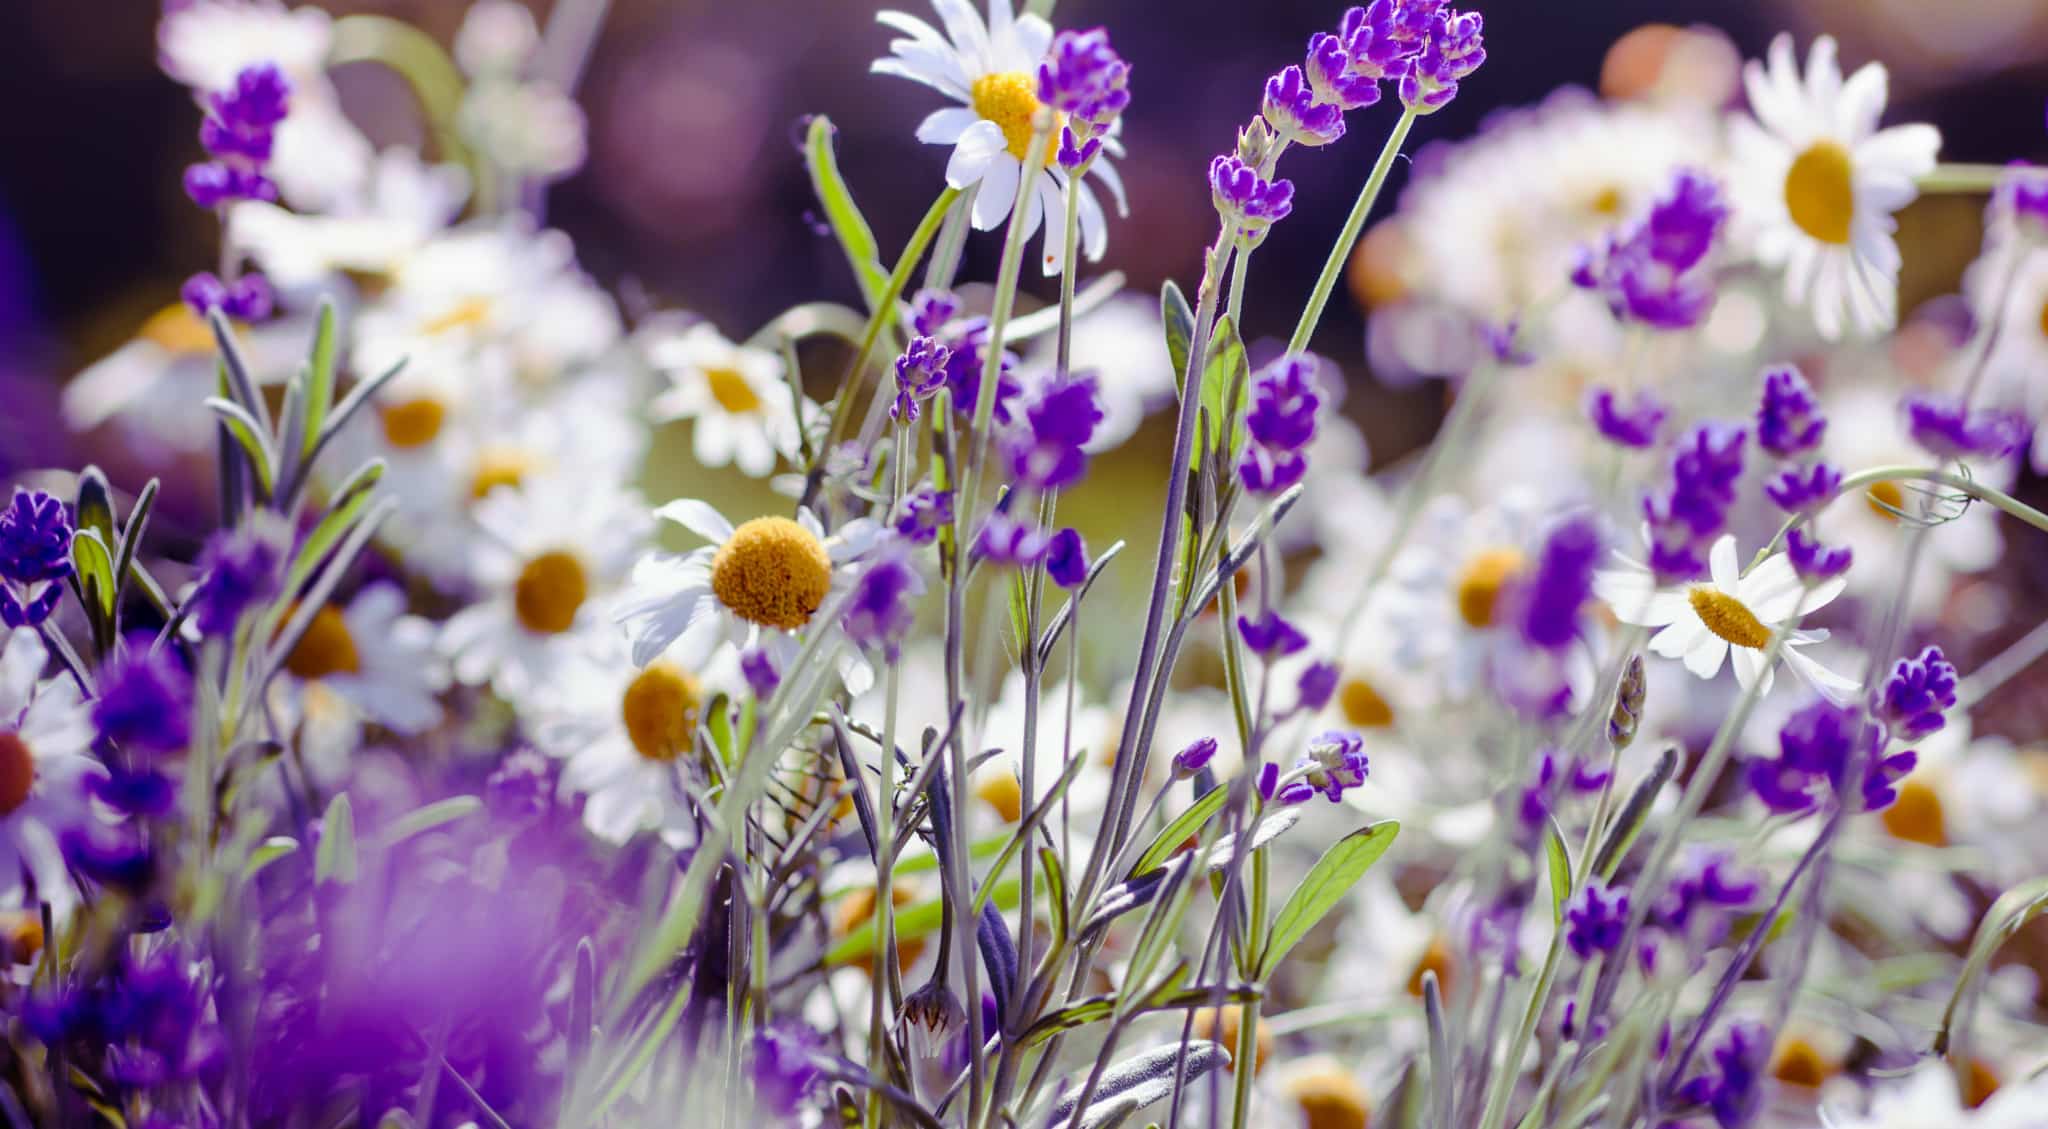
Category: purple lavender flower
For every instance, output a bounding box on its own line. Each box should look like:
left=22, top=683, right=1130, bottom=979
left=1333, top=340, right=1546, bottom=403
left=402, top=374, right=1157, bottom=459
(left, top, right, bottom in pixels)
left=1304, top=31, right=1381, bottom=110
left=1296, top=660, right=1339, bottom=712
left=0, top=488, right=71, bottom=628
left=1039, top=28, right=1129, bottom=171
left=1515, top=514, right=1600, bottom=652
left=1237, top=610, right=1308, bottom=659
left=1585, top=386, right=1665, bottom=448
left=741, top=646, right=780, bottom=699
left=1763, top=461, right=1842, bottom=516
left=1903, top=392, right=2029, bottom=461
left=92, top=643, right=194, bottom=755
left=1236, top=444, right=1310, bottom=496
left=1642, top=423, right=1746, bottom=581
left=1653, top=848, right=1762, bottom=935
left=1878, top=645, right=1958, bottom=741
left=843, top=546, right=922, bottom=661
left=1749, top=698, right=1896, bottom=816
left=484, top=749, right=556, bottom=823
left=1757, top=365, right=1825, bottom=457
left=1862, top=748, right=1919, bottom=812
left=185, top=63, right=292, bottom=210
left=1675, top=1019, right=1769, bottom=1129
left=941, top=319, right=1022, bottom=426
left=1044, top=526, right=1088, bottom=588
left=1263, top=65, right=1345, bottom=147
left=1006, top=372, right=1103, bottom=491
left=909, top=289, right=961, bottom=337
left=1337, top=1, right=1437, bottom=81
left=894, top=487, right=954, bottom=545
left=181, top=270, right=275, bottom=322
left=1994, top=162, right=2048, bottom=237
left=752, top=1025, right=827, bottom=1117
left=1786, top=527, right=1852, bottom=582
left=890, top=335, right=951, bottom=423
left=1399, top=8, right=1485, bottom=113
left=1172, top=737, right=1218, bottom=778
left=1209, top=155, right=1295, bottom=233
left=975, top=512, right=1049, bottom=568
left=183, top=160, right=278, bottom=210
left=1573, top=170, right=1727, bottom=329
left=189, top=519, right=287, bottom=639
left=1244, top=355, right=1320, bottom=452
left=1564, top=881, right=1630, bottom=960
left=1301, top=730, right=1369, bottom=802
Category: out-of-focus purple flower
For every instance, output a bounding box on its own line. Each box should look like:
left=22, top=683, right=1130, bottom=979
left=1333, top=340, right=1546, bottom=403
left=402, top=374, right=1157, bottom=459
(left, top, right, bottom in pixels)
left=1764, top=461, right=1842, bottom=516
left=1006, top=372, right=1103, bottom=491
left=1749, top=698, right=1901, bottom=816
left=1573, top=170, right=1727, bottom=329
left=190, top=518, right=287, bottom=639
left=843, top=546, right=922, bottom=661
left=185, top=63, right=291, bottom=211
left=180, top=270, right=274, bottom=322
left=1861, top=748, right=1919, bottom=812
left=1172, top=736, right=1218, bottom=779
left=1399, top=8, right=1484, bottom=113
left=485, top=748, right=555, bottom=823
left=0, top=488, right=71, bottom=628
left=1044, top=526, right=1088, bottom=588
left=1653, top=848, right=1761, bottom=935
left=1642, top=423, right=1745, bottom=582
left=209, top=63, right=291, bottom=135
left=1210, top=155, right=1294, bottom=233
left=1676, top=1019, right=1769, bottom=1129
left=1263, top=65, right=1345, bottom=147
left=940, top=318, right=1022, bottom=426
left=1301, top=730, right=1369, bottom=802
left=1237, top=610, right=1308, bottom=659
left=1514, top=514, right=1600, bottom=652
left=1994, top=162, right=2048, bottom=238
left=1296, top=660, right=1339, bottom=712
left=752, top=1025, right=827, bottom=1117
left=894, top=487, right=954, bottom=545
left=1244, top=355, right=1320, bottom=452
left=1757, top=365, right=1825, bottom=457
left=1785, top=527, right=1852, bottom=582
left=909, top=289, right=961, bottom=337
left=92, top=643, right=194, bottom=755
left=184, top=161, right=278, bottom=210
left=1585, top=386, right=1665, bottom=448
left=975, top=512, right=1049, bottom=568
left=890, top=335, right=951, bottom=423
left=1564, top=881, right=1630, bottom=960
left=741, top=646, right=780, bottom=699
left=1237, top=444, right=1309, bottom=496
left=1878, top=645, right=1958, bottom=741
left=1902, top=392, right=2029, bottom=461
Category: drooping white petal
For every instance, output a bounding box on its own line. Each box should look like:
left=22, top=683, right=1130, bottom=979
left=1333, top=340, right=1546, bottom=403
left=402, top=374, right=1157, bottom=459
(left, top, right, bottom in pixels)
left=654, top=499, right=736, bottom=545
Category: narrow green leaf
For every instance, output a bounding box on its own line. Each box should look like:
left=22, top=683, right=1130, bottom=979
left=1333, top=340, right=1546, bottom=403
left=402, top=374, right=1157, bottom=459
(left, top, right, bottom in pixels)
left=303, top=357, right=406, bottom=483
left=303, top=299, right=339, bottom=456
left=243, top=836, right=299, bottom=879
left=205, top=397, right=277, bottom=493
left=315, top=793, right=358, bottom=885
left=287, top=465, right=383, bottom=594
left=70, top=529, right=115, bottom=623
left=1260, top=821, right=1400, bottom=977
left=825, top=877, right=1020, bottom=965
left=1935, top=876, right=2048, bottom=1056
left=804, top=116, right=888, bottom=310
left=111, top=478, right=160, bottom=622
left=1545, top=817, right=1573, bottom=927
left=1128, top=784, right=1228, bottom=879
left=1040, top=846, right=1069, bottom=942
left=74, top=467, right=116, bottom=549
left=1162, top=279, right=1195, bottom=394
left=1199, top=315, right=1248, bottom=459
left=375, top=796, right=483, bottom=847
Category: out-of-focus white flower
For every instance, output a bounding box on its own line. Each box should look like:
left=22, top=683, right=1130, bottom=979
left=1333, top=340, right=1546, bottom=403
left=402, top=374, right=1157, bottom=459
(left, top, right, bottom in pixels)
left=231, top=148, right=472, bottom=289
left=646, top=323, right=816, bottom=478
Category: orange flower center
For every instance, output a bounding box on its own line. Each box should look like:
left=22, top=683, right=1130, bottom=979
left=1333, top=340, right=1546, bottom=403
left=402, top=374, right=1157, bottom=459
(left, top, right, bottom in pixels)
left=710, top=517, right=832, bottom=631
left=284, top=604, right=362, bottom=680
left=620, top=663, right=701, bottom=762
left=970, top=71, right=1060, bottom=163
left=379, top=397, right=447, bottom=449
left=705, top=367, right=763, bottom=414
left=1881, top=776, right=1947, bottom=847
left=1455, top=548, right=1524, bottom=629
left=1688, top=586, right=1772, bottom=649
left=1865, top=479, right=1906, bottom=522
left=1784, top=141, right=1856, bottom=246
left=1339, top=676, right=1395, bottom=729
left=0, top=733, right=34, bottom=815
left=514, top=550, right=589, bottom=635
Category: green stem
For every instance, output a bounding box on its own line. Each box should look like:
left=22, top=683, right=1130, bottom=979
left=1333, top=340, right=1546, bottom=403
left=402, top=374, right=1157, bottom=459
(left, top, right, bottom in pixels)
left=1286, top=107, right=1418, bottom=355
left=962, top=124, right=1056, bottom=525
left=1918, top=162, right=2011, bottom=194
left=1757, top=464, right=2048, bottom=562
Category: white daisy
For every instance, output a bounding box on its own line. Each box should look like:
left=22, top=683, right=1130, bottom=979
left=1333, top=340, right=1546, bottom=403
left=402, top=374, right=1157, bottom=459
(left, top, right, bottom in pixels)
left=0, top=629, right=100, bottom=905
left=230, top=147, right=472, bottom=290
left=439, top=474, right=653, bottom=703
left=1730, top=34, right=1940, bottom=340
left=1594, top=534, right=1855, bottom=700
left=1964, top=221, right=2048, bottom=474
left=276, top=584, right=447, bottom=737
left=873, top=0, right=1126, bottom=275
left=615, top=500, right=879, bottom=698
left=1818, top=1062, right=2048, bottom=1129
left=645, top=322, right=815, bottom=478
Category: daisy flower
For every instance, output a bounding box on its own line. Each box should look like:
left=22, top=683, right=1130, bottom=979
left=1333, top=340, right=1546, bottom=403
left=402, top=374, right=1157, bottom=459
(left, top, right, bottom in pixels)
left=1818, top=1063, right=2048, bottom=1129
left=1595, top=533, right=1855, bottom=700
left=1964, top=221, right=2048, bottom=473
left=439, top=474, right=653, bottom=703
left=0, top=628, right=100, bottom=903
left=873, top=0, right=1126, bottom=275
left=1729, top=34, right=1940, bottom=340
left=614, top=500, right=880, bottom=697
left=276, top=584, right=447, bottom=737
left=646, top=322, right=816, bottom=478
left=230, top=147, right=472, bottom=290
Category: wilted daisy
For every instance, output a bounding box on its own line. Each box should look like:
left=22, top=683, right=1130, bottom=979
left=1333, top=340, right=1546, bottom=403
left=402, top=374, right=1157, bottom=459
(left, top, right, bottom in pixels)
left=1595, top=533, right=1854, bottom=699
left=1730, top=34, right=1940, bottom=340
left=440, top=474, right=654, bottom=702
left=0, top=628, right=99, bottom=903
left=873, top=0, right=1127, bottom=274
left=615, top=500, right=880, bottom=696
left=646, top=322, right=815, bottom=477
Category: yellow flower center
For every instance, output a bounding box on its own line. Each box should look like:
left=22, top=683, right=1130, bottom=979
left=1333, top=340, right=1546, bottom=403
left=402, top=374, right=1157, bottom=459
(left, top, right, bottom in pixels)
left=1284, top=1063, right=1372, bottom=1129
left=1455, top=548, right=1524, bottom=629
left=1770, top=1037, right=1835, bottom=1088
left=1965, top=1059, right=2002, bottom=1109
left=0, top=909, right=42, bottom=966
left=704, top=366, right=763, bottom=415
left=829, top=883, right=926, bottom=971
left=1406, top=935, right=1454, bottom=999
left=1865, top=479, right=1906, bottom=523
left=0, top=733, right=32, bottom=816
left=1881, top=776, right=1947, bottom=847
left=2038, top=296, right=2048, bottom=343
left=1688, top=586, right=1772, bottom=649
left=285, top=605, right=362, bottom=680
left=1193, top=1005, right=1272, bottom=1076
left=470, top=447, right=536, bottom=500
left=620, top=662, right=701, bottom=762
left=139, top=303, right=219, bottom=355
left=514, top=549, right=590, bottom=635
left=975, top=769, right=1025, bottom=822
left=1587, top=184, right=1626, bottom=218
left=710, top=517, right=833, bottom=631
left=1339, top=676, right=1395, bottom=729
left=1784, top=141, right=1856, bottom=246
left=971, top=71, right=1058, bottom=163
left=379, top=397, right=447, bottom=449
left=421, top=296, right=493, bottom=336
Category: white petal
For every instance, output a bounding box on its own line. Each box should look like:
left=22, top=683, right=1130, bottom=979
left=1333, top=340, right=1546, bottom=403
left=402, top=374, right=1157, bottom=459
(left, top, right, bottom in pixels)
left=950, top=121, right=1009, bottom=194
left=1730, top=645, right=1767, bottom=691
left=654, top=499, right=735, bottom=545
left=1682, top=637, right=1729, bottom=680
left=970, top=154, right=1021, bottom=229
left=0, top=628, right=47, bottom=718
left=1708, top=535, right=1739, bottom=591
left=1651, top=618, right=1708, bottom=659
left=917, top=106, right=984, bottom=146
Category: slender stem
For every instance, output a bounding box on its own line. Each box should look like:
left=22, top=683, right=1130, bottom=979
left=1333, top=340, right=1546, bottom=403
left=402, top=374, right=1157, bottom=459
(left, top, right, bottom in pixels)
left=1918, top=162, right=2012, bottom=194
left=1959, top=615, right=2048, bottom=708
left=1286, top=107, right=1417, bottom=355
left=962, top=127, right=1054, bottom=527
left=1757, top=465, right=2048, bottom=561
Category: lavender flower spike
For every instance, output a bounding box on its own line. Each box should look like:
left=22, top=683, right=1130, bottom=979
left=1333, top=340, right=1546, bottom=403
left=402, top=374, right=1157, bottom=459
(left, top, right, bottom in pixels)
left=1878, top=645, right=1958, bottom=741
left=1210, top=154, right=1294, bottom=234
left=1399, top=8, right=1485, bottom=114
left=1585, top=386, right=1665, bottom=449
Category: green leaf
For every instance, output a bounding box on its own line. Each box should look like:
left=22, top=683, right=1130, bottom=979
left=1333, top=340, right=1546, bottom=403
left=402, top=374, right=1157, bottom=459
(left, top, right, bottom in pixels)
left=705, top=692, right=737, bottom=770
left=804, top=116, right=888, bottom=311
left=70, top=528, right=115, bottom=624
left=1545, top=817, right=1573, bottom=927
left=1007, top=572, right=1030, bottom=656
left=205, top=397, right=277, bottom=493
left=1198, top=315, right=1248, bottom=459
left=303, top=299, right=339, bottom=456
left=1128, top=785, right=1228, bottom=879
left=1260, top=821, right=1399, bottom=977
left=243, top=836, right=299, bottom=879
left=74, top=467, right=116, bottom=549
left=1162, top=279, right=1195, bottom=394
left=314, top=793, right=358, bottom=885
left=375, top=795, right=482, bottom=847
left=825, top=877, right=1020, bottom=965
left=111, top=479, right=160, bottom=617
left=1935, top=876, right=2048, bottom=1056
left=288, top=464, right=383, bottom=594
